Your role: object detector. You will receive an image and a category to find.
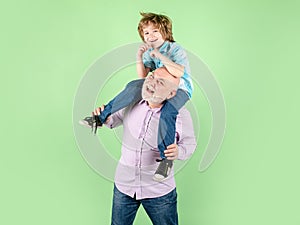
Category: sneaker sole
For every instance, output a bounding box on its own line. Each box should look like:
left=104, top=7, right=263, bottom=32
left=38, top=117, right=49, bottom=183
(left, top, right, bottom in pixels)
left=78, top=120, right=93, bottom=128
left=153, top=167, right=171, bottom=182
left=153, top=174, right=167, bottom=182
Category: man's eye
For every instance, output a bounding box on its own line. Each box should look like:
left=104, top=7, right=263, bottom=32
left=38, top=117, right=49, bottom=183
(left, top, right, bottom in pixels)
left=144, top=32, right=149, bottom=35
left=158, top=80, right=164, bottom=85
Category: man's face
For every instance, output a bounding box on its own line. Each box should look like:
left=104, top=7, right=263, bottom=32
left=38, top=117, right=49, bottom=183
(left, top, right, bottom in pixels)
left=142, top=68, right=178, bottom=105
left=142, top=23, right=165, bottom=48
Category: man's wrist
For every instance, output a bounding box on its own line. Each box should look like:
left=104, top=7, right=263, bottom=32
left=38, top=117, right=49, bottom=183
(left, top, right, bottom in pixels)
left=177, top=146, right=185, bottom=160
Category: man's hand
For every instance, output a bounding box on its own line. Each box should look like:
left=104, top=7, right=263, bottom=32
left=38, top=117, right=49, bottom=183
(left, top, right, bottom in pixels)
left=92, top=105, right=111, bottom=124
left=164, top=144, right=179, bottom=160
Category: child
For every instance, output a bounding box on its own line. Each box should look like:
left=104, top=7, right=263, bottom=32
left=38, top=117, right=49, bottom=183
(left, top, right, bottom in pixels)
left=80, top=12, right=193, bottom=181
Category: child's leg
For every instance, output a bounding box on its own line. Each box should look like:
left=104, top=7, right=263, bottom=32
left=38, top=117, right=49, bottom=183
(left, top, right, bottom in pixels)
left=99, top=79, right=144, bottom=123
left=158, top=89, right=190, bottom=159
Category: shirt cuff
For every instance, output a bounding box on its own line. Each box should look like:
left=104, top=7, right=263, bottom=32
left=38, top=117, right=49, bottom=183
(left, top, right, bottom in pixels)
left=177, top=145, right=186, bottom=160
left=104, top=117, right=114, bottom=129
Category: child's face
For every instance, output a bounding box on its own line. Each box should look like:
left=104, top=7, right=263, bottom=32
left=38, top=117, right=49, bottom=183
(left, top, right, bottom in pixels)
left=142, top=23, right=165, bottom=48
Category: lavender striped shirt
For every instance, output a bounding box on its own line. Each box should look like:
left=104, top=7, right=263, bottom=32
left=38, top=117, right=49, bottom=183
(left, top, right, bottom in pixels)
left=106, top=100, right=197, bottom=200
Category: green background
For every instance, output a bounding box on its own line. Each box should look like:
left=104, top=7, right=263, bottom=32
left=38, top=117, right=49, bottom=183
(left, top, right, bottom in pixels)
left=1, top=0, right=300, bottom=224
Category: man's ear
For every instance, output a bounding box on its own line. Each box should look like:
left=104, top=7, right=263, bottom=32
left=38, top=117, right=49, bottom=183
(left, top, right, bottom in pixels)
left=167, top=89, right=177, bottom=100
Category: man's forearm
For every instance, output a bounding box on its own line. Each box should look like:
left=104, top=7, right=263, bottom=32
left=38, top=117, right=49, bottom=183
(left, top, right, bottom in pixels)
left=176, top=108, right=197, bottom=160
left=104, top=110, right=124, bottom=129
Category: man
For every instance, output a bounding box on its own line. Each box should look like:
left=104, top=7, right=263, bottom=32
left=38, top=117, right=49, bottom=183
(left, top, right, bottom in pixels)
left=94, top=67, right=196, bottom=225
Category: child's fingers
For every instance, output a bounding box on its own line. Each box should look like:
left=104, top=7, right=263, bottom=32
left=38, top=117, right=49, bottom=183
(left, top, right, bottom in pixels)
left=139, top=44, right=149, bottom=52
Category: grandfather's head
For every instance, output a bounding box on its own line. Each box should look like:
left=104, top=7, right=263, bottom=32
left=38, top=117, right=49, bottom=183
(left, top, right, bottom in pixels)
left=142, top=67, right=180, bottom=108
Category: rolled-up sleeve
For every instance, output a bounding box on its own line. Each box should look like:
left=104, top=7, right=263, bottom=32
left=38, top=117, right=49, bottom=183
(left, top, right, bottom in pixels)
left=104, top=108, right=125, bottom=129
left=143, top=50, right=155, bottom=71
left=170, top=45, right=189, bottom=68
left=176, top=108, right=197, bottom=160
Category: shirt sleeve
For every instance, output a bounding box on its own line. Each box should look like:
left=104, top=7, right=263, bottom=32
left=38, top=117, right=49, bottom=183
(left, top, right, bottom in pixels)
left=142, top=50, right=155, bottom=71
left=170, top=44, right=190, bottom=74
left=104, top=108, right=125, bottom=129
left=176, top=108, right=197, bottom=160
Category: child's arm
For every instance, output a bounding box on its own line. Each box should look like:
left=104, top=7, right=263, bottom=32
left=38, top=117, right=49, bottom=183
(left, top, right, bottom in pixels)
left=150, top=49, right=184, bottom=78
left=136, top=44, right=151, bottom=78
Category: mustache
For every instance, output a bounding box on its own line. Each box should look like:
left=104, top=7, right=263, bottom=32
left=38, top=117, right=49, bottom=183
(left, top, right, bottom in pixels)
left=151, top=95, right=165, bottom=101
left=142, top=84, right=168, bottom=103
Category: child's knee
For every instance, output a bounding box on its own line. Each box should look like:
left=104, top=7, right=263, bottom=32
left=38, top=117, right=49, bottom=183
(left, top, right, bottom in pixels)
left=126, top=79, right=144, bottom=88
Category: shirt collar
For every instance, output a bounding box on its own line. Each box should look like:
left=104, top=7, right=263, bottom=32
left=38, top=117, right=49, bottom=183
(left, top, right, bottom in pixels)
left=159, top=41, right=169, bottom=52
left=139, top=99, right=163, bottom=113
left=149, top=41, right=169, bottom=53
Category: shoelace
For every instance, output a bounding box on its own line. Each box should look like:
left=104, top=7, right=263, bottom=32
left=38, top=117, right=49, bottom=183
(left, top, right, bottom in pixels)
left=92, top=108, right=102, bottom=134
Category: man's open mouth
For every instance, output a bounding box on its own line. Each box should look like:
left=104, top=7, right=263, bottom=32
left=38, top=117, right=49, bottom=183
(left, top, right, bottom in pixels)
left=146, top=85, right=155, bottom=94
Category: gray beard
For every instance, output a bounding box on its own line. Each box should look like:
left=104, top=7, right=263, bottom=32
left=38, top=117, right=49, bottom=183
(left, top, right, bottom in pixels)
left=143, top=95, right=165, bottom=105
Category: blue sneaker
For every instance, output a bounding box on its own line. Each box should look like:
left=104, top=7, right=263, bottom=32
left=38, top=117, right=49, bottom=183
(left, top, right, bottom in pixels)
left=153, top=159, right=173, bottom=182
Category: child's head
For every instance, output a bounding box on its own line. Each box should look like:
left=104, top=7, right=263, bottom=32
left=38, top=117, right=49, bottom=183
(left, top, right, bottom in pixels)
left=138, top=12, right=175, bottom=43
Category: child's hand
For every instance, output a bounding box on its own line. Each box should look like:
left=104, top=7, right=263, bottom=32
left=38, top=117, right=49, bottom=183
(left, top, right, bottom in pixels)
left=149, top=48, right=163, bottom=59
left=137, top=43, right=149, bottom=58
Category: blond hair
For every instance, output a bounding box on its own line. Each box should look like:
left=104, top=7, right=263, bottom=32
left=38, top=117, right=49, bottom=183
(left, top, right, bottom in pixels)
left=137, top=12, right=175, bottom=42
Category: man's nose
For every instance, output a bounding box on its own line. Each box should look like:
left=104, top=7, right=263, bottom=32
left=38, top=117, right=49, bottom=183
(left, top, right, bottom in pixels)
left=149, top=80, right=156, bottom=88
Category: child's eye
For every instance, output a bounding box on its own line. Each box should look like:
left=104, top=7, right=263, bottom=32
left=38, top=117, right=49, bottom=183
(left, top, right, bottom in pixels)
left=144, top=32, right=149, bottom=35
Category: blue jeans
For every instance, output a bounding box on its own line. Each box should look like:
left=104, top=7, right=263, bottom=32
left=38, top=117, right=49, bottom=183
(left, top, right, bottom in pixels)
left=100, top=79, right=189, bottom=158
left=111, top=185, right=178, bottom=225
left=158, top=89, right=189, bottom=158
left=99, top=79, right=145, bottom=123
